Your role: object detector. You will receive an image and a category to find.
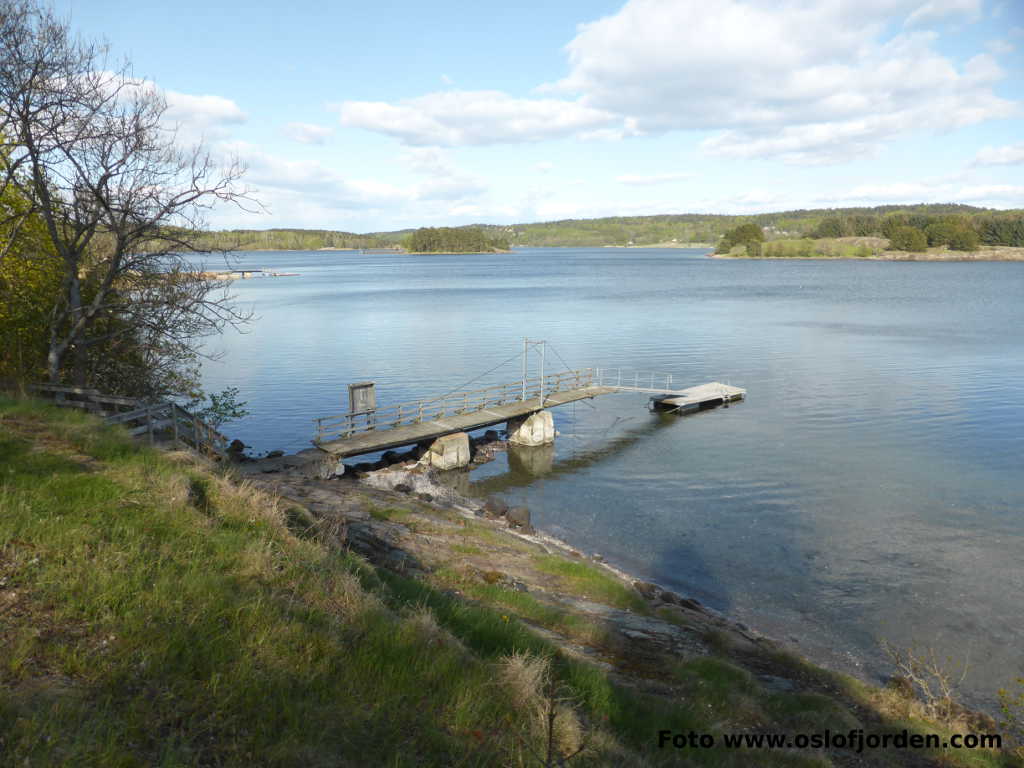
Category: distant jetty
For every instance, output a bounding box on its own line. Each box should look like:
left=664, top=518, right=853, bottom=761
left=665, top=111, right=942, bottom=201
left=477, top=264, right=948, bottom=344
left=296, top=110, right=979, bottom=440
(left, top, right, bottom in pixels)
left=199, top=269, right=300, bottom=281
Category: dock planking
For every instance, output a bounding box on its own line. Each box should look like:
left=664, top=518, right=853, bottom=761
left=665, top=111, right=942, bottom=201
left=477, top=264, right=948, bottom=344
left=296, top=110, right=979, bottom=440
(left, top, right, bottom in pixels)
left=314, top=379, right=744, bottom=458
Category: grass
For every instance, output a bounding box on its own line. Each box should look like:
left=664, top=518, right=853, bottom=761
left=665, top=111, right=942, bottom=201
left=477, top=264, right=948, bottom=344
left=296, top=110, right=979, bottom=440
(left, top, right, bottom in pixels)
left=531, top=554, right=650, bottom=614
left=0, top=395, right=1016, bottom=767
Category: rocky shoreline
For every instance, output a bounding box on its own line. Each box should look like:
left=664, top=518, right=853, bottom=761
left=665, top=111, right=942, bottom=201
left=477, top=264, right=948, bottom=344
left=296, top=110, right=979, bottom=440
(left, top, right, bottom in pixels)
left=211, top=438, right=1006, bottom=761
left=229, top=441, right=865, bottom=698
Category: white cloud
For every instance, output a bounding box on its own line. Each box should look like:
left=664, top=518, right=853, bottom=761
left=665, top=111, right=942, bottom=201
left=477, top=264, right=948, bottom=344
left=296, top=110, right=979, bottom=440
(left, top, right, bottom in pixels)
left=99, top=74, right=246, bottom=145
left=400, top=147, right=488, bottom=200
left=283, top=122, right=333, bottom=144
left=957, top=184, right=1024, bottom=201
left=331, top=1, right=1015, bottom=163
left=222, top=142, right=413, bottom=211
left=338, top=89, right=620, bottom=146
left=986, top=38, right=1015, bottom=55
left=164, top=91, right=246, bottom=130
left=616, top=172, right=694, bottom=185
left=905, top=0, right=981, bottom=26
left=535, top=161, right=554, bottom=173
left=554, top=0, right=1014, bottom=163
left=816, top=181, right=1024, bottom=206
left=440, top=74, right=454, bottom=85
left=972, top=142, right=1024, bottom=165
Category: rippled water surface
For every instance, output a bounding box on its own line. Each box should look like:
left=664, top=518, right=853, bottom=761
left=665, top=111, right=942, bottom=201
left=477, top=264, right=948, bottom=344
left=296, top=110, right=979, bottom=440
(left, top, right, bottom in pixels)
left=199, top=248, right=1024, bottom=709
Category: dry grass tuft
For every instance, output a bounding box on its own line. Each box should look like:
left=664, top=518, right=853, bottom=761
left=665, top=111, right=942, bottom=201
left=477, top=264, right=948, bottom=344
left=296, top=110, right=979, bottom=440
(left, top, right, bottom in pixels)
left=499, top=652, right=585, bottom=761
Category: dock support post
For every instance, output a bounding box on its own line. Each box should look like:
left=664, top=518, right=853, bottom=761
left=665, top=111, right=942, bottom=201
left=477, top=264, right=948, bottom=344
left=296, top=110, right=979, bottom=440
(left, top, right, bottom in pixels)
left=507, top=410, right=555, bottom=447
left=425, top=432, right=471, bottom=470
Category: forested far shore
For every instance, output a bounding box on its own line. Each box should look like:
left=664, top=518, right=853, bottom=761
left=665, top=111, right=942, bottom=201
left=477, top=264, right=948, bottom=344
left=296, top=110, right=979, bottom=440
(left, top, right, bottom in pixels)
left=184, top=204, right=1024, bottom=253
left=191, top=228, right=387, bottom=252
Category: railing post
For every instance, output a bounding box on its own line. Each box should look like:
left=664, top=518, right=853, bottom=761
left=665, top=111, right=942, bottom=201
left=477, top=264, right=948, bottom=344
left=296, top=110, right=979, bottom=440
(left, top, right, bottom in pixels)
left=418, top=402, right=423, bottom=423
left=539, top=341, right=545, bottom=407
left=522, top=337, right=528, bottom=401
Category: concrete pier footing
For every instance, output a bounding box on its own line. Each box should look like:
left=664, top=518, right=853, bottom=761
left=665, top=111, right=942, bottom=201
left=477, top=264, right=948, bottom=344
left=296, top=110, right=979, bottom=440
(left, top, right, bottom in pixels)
left=426, top=432, right=471, bottom=470
left=507, top=410, right=555, bottom=447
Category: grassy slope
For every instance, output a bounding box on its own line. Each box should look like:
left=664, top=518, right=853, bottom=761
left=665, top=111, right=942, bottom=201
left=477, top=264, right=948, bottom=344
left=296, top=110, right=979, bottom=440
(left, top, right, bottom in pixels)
left=0, top=398, right=1015, bottom=767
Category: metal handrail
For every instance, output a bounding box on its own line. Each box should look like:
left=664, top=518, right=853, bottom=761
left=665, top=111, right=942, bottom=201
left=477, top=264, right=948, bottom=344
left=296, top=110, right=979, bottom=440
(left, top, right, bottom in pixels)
left=314, top=368, right=594, bottom=442
left=593, top=367, right=675, bottom=391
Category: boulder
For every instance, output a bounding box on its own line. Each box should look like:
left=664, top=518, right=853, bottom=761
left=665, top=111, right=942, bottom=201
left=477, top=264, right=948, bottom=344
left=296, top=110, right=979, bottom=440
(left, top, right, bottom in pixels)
left=506, top=410, right=555, bottom=446
left=483, top=496, right=508, bottom=518
left=506, top=506, right=532, bottom=531
left=633, top=581, right=661, bottom=601
left=426, top=432, right=470, bottom=470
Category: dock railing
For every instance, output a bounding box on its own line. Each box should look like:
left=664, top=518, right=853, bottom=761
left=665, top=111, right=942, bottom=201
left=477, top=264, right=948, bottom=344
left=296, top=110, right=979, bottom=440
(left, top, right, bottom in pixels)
left=314, top=368, right=594, bottom=443
left=593, top=368, right=675, bottom=392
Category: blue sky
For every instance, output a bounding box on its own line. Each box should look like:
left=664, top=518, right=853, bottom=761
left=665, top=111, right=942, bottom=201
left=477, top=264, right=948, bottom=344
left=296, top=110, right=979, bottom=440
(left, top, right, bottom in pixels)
left=55, top=0, right=1024, bottom=232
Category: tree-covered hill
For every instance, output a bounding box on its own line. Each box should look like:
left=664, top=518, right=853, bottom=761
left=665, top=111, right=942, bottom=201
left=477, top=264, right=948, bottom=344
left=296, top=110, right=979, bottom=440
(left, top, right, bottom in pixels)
left=192, top=228, right=386, bottom=251
left=192, top=204, right=1024, bottom=252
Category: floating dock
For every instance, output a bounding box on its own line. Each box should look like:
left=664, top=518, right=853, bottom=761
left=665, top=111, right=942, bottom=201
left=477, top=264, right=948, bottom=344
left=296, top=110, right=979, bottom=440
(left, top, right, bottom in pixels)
left=649, top=382, right=746, bottom=414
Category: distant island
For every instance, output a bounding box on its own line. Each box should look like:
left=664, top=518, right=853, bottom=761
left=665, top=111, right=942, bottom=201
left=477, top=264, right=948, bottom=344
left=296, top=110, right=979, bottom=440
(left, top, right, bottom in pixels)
left=405, top=226, right=509, bottom=254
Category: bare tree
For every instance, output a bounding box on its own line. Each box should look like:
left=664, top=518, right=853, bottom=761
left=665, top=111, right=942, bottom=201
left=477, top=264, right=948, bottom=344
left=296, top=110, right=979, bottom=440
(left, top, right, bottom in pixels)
left=0, top=0, right=255, bottom=390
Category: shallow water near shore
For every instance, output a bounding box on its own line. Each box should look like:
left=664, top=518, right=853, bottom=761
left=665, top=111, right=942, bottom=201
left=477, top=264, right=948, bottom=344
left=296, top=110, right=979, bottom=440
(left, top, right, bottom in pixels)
left=197, top=247, right=1024, bottom=712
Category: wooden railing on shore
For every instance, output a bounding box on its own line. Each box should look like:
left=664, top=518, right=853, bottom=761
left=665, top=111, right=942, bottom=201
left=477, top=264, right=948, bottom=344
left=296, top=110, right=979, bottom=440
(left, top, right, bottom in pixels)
left=314, top=369, right=595, bottom=442
left=29, top=384, right=228, bottom=456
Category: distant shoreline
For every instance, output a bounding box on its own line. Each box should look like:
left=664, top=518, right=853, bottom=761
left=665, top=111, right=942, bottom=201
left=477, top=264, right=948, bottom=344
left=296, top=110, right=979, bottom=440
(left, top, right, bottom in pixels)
left=711, top=245, right=1024, bottom=262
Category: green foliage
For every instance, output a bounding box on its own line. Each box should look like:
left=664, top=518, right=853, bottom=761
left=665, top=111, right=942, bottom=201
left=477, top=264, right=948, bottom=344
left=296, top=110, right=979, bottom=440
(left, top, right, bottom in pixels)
left=976, top=215, right=1024, bottom=247
left=716, top=222, right=764, bottom=253
left=187, top=227, right=385, bottom=252
left=998, top=678, right=1024, bottom=759
left=888, top=226, right=929, bottom=252
left=406, top=226, right=509, bottom=253
left=925, top=220, right=958, bottom=246
left=186, top=387, right=250, bottom=429
left=814, top=216, right=846, bottom=238
left=949, top=226, right=980, bottom=251
left=0, top=160, right=61, bottom=383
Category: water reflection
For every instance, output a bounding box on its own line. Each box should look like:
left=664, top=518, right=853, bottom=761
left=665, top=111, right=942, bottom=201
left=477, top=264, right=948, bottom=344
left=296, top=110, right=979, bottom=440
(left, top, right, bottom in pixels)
left=473, top=412, right=682, bottom=495
left=507, top=442, right=555, bottom=477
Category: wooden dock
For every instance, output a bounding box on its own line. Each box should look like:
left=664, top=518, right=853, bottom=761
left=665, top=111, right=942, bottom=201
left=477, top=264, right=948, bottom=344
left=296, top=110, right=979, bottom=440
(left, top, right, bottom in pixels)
left=316, top=384, right=617, bottom=458
left=313, top=368, right=745, bottom=459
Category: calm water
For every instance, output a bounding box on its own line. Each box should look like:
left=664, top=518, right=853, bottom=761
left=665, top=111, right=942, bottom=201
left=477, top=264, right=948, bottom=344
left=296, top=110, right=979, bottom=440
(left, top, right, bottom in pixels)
left=198, top=248, right=1024, bottom=710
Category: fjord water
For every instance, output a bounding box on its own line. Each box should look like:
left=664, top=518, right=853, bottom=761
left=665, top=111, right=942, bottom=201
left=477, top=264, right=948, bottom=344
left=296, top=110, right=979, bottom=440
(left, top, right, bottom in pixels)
left=200, top=248, right=1024, bottom=709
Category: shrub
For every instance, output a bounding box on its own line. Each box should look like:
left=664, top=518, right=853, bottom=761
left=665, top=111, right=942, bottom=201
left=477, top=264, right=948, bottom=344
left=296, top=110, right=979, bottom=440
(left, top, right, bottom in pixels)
left=948, top=227, right=980, bottom=251
left=888, top=226, right=928, bottom=252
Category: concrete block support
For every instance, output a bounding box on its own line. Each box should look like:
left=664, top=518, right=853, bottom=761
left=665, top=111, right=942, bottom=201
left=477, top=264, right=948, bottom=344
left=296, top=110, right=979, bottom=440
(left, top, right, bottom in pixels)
left=426, top=432, right=471, bottom=470
left=507, top=410, right=555, bottom=447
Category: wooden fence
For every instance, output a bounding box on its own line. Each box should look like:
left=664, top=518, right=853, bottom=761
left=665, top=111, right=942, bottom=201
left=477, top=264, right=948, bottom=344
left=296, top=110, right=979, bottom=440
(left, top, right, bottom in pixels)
left=29, top=384, right=228, bottom=456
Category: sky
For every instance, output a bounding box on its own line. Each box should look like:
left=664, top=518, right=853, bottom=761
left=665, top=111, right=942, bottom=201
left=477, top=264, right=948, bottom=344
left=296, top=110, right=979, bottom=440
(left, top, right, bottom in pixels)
left=53, top=0, right=1024, bottom=232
